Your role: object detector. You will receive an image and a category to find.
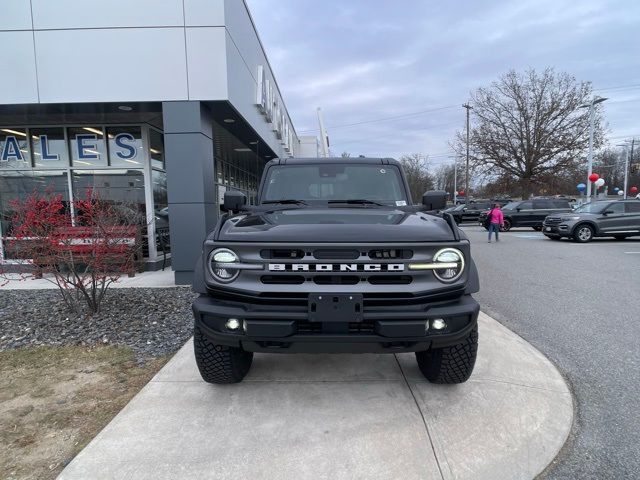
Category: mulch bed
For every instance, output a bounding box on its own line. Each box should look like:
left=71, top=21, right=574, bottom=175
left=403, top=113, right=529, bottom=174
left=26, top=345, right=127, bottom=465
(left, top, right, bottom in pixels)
left=0, top=287, right=197, bottom=359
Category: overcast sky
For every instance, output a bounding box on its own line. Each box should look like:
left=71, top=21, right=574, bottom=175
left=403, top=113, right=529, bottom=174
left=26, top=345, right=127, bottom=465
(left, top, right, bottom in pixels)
left=246, top=0, right=640, bottom=165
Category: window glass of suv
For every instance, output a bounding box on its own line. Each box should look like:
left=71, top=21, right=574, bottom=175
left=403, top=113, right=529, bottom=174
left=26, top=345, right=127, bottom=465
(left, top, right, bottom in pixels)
left=575, top=202, right=608, bottom=214
left=262, top=164, right=407, bottom=204
left=604, top=203, right=624, bottom=214
left=502, top=202, right=520, bottom=211
left=532, top=200, right=550, bottom=209
left=552, top=200, right=571, bottom=209
left=517, top=201, right=533, bottom=210
left=625, top=202, right=640, bottom=213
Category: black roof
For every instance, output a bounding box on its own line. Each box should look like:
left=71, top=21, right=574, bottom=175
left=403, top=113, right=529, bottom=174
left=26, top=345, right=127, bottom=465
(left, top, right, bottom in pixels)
left=271, top=157, right=399, bottom=166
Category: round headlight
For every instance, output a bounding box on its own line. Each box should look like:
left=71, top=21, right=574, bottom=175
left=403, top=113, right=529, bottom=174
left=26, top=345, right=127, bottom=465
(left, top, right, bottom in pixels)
left=210, top=248, right=240, bottom=283
left=432, top=248, right=465, bottom=283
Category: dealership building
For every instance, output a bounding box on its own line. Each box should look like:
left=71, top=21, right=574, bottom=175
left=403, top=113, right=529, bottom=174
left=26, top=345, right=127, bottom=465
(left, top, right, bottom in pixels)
left=0, top=0, right=318, bottom=284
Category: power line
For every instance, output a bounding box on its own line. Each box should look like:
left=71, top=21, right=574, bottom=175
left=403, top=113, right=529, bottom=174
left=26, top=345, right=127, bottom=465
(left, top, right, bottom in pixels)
left=594, top=83, right=640, bottom=92
left=297, top=104, right=459, bottom=133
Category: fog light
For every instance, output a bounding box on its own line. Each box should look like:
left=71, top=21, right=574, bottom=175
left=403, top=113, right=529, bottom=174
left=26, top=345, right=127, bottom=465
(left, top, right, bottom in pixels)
left=225, top=318, right=241, bottom=331
left=431, top=319, right=447, bottom=330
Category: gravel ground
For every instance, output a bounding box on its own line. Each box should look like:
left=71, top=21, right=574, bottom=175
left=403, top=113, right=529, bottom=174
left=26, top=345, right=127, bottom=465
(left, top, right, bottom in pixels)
left=0, top=287, right=196, bottom=359
left=463, top=225, right=640, bottom=479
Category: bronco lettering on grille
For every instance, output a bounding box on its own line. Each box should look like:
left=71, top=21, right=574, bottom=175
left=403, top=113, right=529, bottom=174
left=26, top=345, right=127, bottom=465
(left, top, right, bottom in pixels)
left=268, top=263, right=404, bottom=272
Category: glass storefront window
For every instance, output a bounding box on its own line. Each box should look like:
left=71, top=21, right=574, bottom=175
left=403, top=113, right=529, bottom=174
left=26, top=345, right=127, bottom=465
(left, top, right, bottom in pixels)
left=149, top=129, right=164, bottom=170
left=30, top=128, right=69, bottom=169
left=216, top=159, right=223, bottom=185
left=69, top=127, right=107, bottom=167
left=71, top=169, right=146, bottom=209
left=0, top=170, right=70, bottom=259
left=0, top=128, right=30, bottom=169
left=152, top=169, right=170, bottom=254
left=107, top=126, right=144, bottom=167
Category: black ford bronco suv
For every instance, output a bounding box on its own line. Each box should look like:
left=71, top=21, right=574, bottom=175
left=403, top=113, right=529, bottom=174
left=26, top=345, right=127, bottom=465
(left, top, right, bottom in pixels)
left=192, top=158, right=480, bottom=384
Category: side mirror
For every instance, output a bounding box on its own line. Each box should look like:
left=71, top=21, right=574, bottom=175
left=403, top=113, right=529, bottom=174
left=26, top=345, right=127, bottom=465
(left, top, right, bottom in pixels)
left=222, top=190, right=247, bottom=213
left=516, top=208, right=521, bottom=212
left=422, top=190, right=447, bottom=211
left=602, top=210, right=612, bottom=216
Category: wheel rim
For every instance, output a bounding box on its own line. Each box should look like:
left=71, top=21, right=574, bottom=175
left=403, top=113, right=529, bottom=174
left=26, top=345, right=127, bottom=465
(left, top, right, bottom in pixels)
left=578, top=227, right=592, bottom=241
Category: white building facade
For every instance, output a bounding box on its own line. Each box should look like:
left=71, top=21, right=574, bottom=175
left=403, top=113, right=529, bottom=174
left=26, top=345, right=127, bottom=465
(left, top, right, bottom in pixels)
left=0, top=0, right=312, bottom=283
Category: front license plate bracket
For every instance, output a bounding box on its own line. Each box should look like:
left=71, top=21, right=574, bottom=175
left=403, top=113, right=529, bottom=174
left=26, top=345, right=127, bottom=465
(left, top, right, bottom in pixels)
left=308, top=294, right=363, bottom=323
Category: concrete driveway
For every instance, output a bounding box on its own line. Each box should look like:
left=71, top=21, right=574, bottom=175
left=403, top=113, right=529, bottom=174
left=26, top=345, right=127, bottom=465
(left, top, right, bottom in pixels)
left=59, top=313, right=572, bottom=480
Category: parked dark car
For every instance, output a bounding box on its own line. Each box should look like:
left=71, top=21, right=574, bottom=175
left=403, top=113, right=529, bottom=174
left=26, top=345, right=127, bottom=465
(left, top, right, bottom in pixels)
left=479, top=198, right=572, bottom=231
left=542, top=199, right=640, bottom=242
left=450, top=202, right=492, bottom=224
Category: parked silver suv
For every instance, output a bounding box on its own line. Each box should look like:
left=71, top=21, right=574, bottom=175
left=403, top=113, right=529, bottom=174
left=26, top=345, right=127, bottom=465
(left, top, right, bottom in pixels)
left=542, top=199, right=640, bottom=242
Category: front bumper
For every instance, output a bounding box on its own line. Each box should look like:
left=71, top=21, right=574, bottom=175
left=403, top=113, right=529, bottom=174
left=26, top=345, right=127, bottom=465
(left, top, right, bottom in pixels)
left=542, top=221, right=572, bottom=237
left=192, top=294, right=480, bottom=353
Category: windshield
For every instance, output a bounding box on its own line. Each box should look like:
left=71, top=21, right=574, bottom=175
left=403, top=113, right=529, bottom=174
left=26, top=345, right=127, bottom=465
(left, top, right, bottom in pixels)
left=574, top=202, right=609, bottom=214
left=261, top=164, right=408, bottom=205
left=501, top=202, right=520, bottom=210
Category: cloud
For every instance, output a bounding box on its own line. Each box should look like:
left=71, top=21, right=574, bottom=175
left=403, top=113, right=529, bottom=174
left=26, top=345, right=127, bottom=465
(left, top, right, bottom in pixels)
left=247, top=0, right=640, bottom=158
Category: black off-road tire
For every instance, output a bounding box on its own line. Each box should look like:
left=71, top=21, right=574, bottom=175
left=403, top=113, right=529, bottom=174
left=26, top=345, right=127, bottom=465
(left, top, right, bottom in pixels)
left=415, top=326, right=478, bottom=384
left=502, top=219, right=512, bottom=231
left=194, top=325, right=253, bottom=384
left=533, top=226, right=542, bottom=231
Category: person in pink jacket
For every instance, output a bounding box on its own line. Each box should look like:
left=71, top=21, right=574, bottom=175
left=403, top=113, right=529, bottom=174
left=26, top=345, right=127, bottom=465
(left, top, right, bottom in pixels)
left=487, top=203, right=504, bottom=243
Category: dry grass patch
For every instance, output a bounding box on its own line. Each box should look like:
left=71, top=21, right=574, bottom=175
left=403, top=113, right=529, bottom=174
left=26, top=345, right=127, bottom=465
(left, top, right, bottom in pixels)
left=0, top=346, right=168, bottom=480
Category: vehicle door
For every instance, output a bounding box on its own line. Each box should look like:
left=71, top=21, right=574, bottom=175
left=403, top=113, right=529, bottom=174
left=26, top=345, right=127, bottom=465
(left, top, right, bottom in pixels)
left=623, top=201, right=640, bottom=233
left=513, top=201, right=533, bottom=226
left=597, top=202, right=626, bottom=234
left=464, top=202, right=485, bottom=221
left=531, top=200, right=553, bottom=225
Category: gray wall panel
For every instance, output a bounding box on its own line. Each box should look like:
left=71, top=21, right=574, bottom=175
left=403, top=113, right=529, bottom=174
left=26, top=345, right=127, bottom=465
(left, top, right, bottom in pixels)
left=0, top=31, right=39, bottom=104
left=164, top=133, right=216, bottom=204
left=0, top=0, right=32, bottom=31
left=186, top=27, right=228, bottom=101
left=31, top=0, right=183, bottom=29
left=184, top=0, right=225, bottom=27
left=163, top=101, right=214, bottom=136
left=167, top=202, right=218, bottom=275
left=35, top=28, right=188, bottom=103
left=163, top=101, right=218, bottom=285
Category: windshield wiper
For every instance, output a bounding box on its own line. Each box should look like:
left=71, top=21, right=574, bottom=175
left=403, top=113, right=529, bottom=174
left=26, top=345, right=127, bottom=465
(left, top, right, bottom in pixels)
left=328, top=199, right=385, bottom=206
left=261, top=199, right=308, bottom=206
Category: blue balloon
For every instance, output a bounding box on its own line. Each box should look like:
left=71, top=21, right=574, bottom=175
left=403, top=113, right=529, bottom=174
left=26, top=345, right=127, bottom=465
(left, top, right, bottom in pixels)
left=577, top=183, right=586, bottom=192
left=614, top=187, right=620, bottom=192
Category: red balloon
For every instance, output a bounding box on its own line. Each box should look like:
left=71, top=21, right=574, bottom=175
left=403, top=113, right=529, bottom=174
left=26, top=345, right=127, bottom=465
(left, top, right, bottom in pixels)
left=458, top=191, right=465, bottom=196
left=588, top=173, right=600, bottom=182
left=631, top=186, right=639, bottom=194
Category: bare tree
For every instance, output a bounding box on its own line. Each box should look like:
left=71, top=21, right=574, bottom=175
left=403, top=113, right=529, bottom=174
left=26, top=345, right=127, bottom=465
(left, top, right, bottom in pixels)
left=398, top=154, right=434, bottom=203
left=453, top=68, right=604, bottom=198
left=433, top=164, right=456, bottom=196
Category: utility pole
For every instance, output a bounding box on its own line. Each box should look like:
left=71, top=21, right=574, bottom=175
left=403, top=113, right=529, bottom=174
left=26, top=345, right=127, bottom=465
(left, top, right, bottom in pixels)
left=453, top=158, right=458, bottom=205
left=625, top=138, right=635, bottom=199
left=581, top=96, right=607, bottom=201
left=317, top=107, right=329, bottom=158
left=462, top=103, right=472, bottom=204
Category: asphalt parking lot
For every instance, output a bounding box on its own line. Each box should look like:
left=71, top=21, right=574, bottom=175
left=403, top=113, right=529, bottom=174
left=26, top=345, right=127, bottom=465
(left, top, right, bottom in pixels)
left=464, top=224, right=640, bottom=479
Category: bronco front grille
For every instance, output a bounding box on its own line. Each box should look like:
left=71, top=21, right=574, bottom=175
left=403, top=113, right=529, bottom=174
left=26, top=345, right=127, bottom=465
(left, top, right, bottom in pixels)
left=259, top=275, right=413, bottom=286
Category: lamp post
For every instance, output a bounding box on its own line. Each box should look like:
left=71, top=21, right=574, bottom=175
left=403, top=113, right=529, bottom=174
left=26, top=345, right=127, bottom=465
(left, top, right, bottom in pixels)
left=462, top=103, right=472, bottom=204
left=618, top=139, right=636, bottom=199
left=579, top=96, right=607, bottom=201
